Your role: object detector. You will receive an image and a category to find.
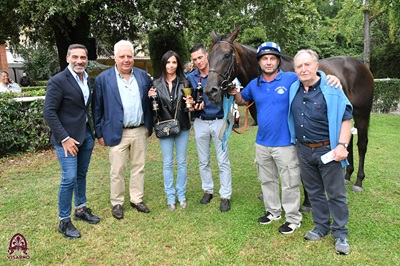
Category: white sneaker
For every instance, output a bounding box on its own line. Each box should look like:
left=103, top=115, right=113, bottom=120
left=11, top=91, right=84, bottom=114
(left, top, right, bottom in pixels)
left=180, top=201, right=187, bottom=209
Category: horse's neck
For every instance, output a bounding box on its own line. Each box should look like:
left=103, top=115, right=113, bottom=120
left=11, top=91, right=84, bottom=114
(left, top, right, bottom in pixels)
left=236, top=45, right=259, bottom=87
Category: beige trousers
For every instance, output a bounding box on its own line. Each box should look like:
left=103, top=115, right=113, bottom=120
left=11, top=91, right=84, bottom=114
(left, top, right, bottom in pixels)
left=109, top=126, right=148, bottom=206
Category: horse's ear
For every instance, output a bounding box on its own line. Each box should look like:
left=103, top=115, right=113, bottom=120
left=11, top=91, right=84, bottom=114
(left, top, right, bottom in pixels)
left=226, top=26, right=240, bottom=43
left=211, top=30, right=218, bottom=43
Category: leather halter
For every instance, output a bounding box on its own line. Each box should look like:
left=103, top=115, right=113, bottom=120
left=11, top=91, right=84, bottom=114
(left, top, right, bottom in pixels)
left=209, top=41, right=237, bottom=91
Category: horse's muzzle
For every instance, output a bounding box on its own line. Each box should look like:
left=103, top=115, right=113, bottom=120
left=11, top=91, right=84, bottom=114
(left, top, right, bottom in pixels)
left=206, top=87, right=222, bottom=104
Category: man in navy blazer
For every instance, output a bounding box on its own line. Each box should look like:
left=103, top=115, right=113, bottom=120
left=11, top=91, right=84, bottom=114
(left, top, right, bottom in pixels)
left=43, top=44, right=100, bottom=239
left=92, top=40, right=153, bottom=219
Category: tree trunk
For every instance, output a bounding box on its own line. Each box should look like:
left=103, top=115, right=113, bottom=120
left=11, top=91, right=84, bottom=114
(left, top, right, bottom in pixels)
left=51, top=13, right=91, bottom=70
left=363, top=0, right=371, bottom=68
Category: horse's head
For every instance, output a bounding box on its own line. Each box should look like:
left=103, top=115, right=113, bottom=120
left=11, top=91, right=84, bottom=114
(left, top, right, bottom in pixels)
left=204, top=27, right=240, bottom=104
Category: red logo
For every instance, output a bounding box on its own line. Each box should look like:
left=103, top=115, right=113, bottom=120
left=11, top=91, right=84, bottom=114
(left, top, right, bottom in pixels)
left=7, top=233, right=30, bottom=260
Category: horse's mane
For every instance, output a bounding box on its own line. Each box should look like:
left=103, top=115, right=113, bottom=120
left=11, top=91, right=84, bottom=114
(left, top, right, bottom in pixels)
left=281, top=54, right=293, bottom=62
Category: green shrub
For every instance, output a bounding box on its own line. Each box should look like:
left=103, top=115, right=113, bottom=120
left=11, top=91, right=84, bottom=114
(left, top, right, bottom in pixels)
left=373, top=79, right=400, bottom=113
left=21, top=86, right=47, bottom=96
left=0, top=94, right=50, bottom=157
left=35, top=80, right=48, bottom=86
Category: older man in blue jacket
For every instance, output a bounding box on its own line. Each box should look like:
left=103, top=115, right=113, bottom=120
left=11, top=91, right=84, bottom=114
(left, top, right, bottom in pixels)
left=92, top=40, right=153, bottom=220
left=288, top=49, right=353, bottom=255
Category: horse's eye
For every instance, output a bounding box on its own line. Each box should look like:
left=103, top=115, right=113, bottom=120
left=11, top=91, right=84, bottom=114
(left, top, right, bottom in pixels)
left=224, top=53, right=230, bottom=59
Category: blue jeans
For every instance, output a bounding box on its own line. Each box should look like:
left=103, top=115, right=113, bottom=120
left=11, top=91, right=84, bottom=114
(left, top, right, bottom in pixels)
left=54, top=128, right=94, bottom=220
left=159, top=129, right=190, bottom=204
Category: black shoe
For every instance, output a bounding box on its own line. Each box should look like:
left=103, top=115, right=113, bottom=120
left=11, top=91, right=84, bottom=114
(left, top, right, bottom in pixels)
left=130, top=202, right=150, bottom=213
left=58, top=218, right=81, bottom=239
left=258, top=212, right=281, bottom=225
left=220, top=198, right=230, bottom=212
left=74, top=207, right=100, bottom=224
left=112, top=204, right=124, bottom=219
left=200, top=192, right=213, bottom=204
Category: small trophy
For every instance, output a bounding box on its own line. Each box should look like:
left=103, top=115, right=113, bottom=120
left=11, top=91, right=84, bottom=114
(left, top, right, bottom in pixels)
left=181, top=87, right=194, bottom=112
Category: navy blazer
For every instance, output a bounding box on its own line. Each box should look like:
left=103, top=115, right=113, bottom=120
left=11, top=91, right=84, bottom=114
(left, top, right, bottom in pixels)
left=92, top=66, right=153, bottom=146
left=43, top=67, right=93, bottom=146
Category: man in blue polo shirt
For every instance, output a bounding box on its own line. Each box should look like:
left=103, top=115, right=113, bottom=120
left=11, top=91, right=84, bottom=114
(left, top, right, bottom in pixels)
left=230, top=42, right=341, bottom=234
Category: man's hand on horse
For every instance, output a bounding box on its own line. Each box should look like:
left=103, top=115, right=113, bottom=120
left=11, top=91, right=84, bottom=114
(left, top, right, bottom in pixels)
left=227, top=87, right=237, bottom=96
left=326, top=75, right=342, bottom=89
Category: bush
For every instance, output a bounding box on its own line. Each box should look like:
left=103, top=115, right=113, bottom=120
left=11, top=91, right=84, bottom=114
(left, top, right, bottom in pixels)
left=34, top=80, right=48, bottom=86
left=0, top=94, right=50, bottom=157
left=373, top=79, right=400, bottom=113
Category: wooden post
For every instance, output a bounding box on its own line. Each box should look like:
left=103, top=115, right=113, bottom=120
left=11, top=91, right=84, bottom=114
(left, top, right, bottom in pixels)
left=0, top=45, right=9, bottom=71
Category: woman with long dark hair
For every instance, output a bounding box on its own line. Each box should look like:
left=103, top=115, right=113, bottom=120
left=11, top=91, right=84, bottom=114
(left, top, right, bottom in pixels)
left=148, top=50, right=192, bottom=211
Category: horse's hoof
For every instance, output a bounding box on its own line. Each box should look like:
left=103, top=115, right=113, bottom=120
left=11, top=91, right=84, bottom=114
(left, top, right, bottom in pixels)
left=299, top=205, right=312, bottom=213
left=344, top=179, right=351, bottom=185
left=352, top=186, right=363, bottom=192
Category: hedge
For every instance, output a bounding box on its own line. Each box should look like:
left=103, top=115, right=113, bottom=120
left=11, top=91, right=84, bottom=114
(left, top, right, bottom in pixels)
left=372, top=78, right=400, bottom=113
left=0, top=93, right=50, bottom=158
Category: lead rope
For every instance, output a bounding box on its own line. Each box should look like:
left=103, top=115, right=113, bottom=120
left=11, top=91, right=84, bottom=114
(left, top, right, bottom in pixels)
left=232, top=101, right=254, bottom=134
left=220, top=94, right=235, bottom=151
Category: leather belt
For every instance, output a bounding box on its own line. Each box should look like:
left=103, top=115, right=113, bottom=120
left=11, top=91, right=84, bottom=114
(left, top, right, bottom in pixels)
left=198, top=116, right=224, bottom=121
left=123, top=124, right=143, bottom=129
left=301, top=140, right=330, bottom=148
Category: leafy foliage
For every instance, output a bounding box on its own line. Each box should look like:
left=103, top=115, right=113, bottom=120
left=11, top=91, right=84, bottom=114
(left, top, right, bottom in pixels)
left=18, top=45, right=60, bottom=80
left=1, top=0, right=400, bottom=79
left=148, top=28, right=189, bottom=78
left=0, top=95, right=50, bottom=157
left=372, top=79, right=400, bottom=113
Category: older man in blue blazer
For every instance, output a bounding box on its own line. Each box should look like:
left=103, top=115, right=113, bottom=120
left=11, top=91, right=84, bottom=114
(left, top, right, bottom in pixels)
left=92, top=40, right=153, bottom=219
left=44, top=44, right=100, bottom=239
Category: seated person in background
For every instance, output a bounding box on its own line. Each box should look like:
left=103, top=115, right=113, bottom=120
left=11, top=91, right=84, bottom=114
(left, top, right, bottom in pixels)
left=0, top=70, right=22, bottom=93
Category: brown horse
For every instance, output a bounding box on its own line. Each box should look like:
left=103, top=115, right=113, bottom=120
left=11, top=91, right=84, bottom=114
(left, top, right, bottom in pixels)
left=204, top=27, right=374, bottom=200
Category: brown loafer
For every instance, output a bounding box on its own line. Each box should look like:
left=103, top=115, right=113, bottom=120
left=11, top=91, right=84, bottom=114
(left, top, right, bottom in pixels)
left=112, top=204, right=123, bottom=219
left=130, top=202, right=150, bottom=213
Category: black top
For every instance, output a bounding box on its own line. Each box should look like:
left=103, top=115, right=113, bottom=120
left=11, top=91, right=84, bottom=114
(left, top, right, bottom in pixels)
left=153, top=77, right=191, bottom=131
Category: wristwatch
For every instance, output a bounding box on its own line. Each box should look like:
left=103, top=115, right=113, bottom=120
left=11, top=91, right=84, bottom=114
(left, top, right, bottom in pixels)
left=338, top=142, right=349, bottom=148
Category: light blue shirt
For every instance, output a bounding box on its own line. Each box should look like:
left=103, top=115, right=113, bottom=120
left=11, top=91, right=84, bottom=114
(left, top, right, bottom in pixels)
left=67, top=66, right=89, bottom=105
left=115, top=66, right=143, bottom=127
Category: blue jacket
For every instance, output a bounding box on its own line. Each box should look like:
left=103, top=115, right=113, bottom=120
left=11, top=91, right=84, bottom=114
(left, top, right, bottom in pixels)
left=92, top=66, right=153, bottom=146
left=288, top=71, right=353, bottom=167
left=43, top=67, right=93, bottom=146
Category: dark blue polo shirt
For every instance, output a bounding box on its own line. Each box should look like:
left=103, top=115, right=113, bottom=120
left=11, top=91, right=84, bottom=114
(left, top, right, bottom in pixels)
left=187, top=69, right=224, bottom=119
left=292, top=79, right=352, bottom=143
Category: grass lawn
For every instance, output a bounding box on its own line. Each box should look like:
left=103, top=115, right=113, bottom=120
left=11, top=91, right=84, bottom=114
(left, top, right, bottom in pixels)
left=0, top=113, right=399, bottom=265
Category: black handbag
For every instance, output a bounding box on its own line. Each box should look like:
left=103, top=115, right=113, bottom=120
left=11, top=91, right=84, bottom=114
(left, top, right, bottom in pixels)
left=154, top=100, right=180, bottom=138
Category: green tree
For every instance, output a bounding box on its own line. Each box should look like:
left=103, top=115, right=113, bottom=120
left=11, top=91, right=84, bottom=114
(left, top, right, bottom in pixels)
left=18, top=44, right=60, bottom=80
